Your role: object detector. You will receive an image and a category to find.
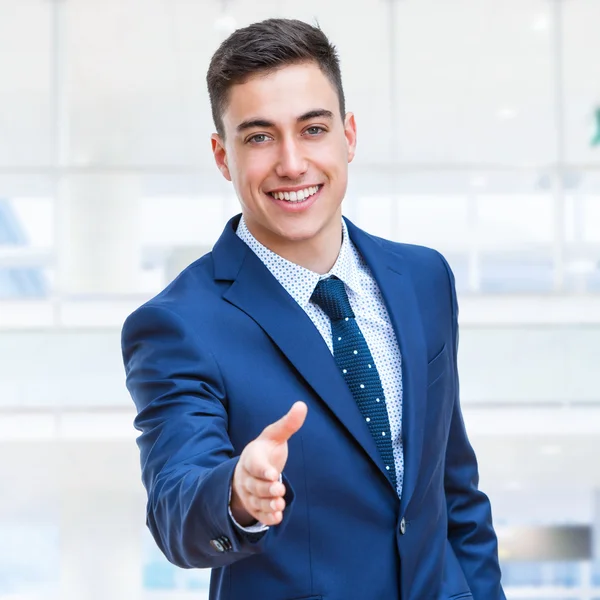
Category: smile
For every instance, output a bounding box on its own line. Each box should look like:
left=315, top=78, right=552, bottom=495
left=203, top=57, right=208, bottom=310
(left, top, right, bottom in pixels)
left=268, top=185, right=322, bottom=203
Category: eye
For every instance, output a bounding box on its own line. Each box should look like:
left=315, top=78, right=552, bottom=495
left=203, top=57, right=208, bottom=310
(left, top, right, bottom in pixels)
left=247, top=133, right=272, bottom=144
left=305, top=126, right=326, bottom=136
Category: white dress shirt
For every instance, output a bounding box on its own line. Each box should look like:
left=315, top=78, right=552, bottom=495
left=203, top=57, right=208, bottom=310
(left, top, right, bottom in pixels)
left=230, top=216, right=405, bottom=531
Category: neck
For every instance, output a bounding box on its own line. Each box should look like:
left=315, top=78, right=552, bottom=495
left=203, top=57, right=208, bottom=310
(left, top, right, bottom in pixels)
left=244, top=216, right=343, bottom=275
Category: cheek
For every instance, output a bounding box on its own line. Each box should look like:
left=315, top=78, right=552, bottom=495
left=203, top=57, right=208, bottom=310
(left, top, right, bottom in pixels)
left=316, top=140, right=349, bottom=172
left=319, top=155, right=347, bottom=184
left=236, top=153, right=271, bottom=188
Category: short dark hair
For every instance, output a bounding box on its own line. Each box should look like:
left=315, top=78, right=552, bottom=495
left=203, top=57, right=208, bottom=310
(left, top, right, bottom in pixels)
left=206, top=18, right=346, bottom=139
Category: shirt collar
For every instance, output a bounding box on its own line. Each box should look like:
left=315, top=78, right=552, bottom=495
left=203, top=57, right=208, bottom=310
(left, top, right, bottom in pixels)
left=236, top=216, right=363, bottom=308
left=328, top=219, right=362, bottom=298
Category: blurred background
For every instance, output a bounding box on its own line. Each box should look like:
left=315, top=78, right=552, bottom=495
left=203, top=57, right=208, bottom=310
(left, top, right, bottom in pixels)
left=1, top=0, right=599, bottom=598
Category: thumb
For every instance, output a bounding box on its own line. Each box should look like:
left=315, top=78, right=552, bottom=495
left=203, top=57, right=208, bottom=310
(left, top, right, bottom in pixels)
left=260, top=401, right=308, bottom=445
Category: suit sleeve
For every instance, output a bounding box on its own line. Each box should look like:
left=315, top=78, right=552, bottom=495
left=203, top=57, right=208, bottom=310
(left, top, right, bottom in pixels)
left=121, top=303, right=294, bottom=569
left=437, top=253, right=506, bottom=600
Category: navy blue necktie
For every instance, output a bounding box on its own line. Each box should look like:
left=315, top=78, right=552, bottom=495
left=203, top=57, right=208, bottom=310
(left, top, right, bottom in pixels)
left=311, top=276, right=397, bottom=487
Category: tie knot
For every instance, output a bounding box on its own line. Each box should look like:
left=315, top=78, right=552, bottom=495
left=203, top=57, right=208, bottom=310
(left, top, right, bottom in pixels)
left=311, top=277, right=355, bottom=321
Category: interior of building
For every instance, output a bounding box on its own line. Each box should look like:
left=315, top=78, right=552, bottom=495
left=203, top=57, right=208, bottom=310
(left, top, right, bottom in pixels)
left=1, top=0, right=599, bottom=598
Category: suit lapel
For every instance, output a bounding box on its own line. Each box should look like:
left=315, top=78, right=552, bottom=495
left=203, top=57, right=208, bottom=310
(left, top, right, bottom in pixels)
left=345, top=219, right=428, bottom=514
left=212, top=216, right=394, bottom=491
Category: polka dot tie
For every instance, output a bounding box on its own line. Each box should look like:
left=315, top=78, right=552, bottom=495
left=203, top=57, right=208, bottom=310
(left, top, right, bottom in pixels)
left=311, top=276, right=397, bottom=487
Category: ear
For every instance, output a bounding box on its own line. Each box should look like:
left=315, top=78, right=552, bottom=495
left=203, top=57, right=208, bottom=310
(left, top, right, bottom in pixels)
left=344, top=112, right=357, bottom=164
left=211, top=134, right=232, bottom=181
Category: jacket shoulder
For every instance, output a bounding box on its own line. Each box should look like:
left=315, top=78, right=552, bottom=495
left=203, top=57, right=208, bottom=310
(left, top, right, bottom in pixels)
left=375, top=234, right=450, bottom=274
left=368, top=234, right=457, bottom=305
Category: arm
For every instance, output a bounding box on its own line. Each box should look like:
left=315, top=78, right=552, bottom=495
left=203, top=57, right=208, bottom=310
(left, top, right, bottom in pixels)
left=121, top=304, right=294, bottom=568
left=437, top=253, right=506, bottom=599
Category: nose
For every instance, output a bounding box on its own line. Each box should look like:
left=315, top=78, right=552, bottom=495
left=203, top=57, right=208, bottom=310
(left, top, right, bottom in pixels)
left=275, top=137, right=308, bottom=180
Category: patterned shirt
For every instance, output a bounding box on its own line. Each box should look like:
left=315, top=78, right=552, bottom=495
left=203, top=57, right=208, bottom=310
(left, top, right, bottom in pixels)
left=236, top=216, right=405, bottom=498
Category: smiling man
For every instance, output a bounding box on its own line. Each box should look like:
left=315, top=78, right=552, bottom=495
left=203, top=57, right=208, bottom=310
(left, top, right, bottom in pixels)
left=122, top=18, right=506, bottom=600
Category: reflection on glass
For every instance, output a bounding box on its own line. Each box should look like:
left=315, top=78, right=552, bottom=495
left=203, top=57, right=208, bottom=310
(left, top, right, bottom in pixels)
left=0, top=522, right=59, bottom=596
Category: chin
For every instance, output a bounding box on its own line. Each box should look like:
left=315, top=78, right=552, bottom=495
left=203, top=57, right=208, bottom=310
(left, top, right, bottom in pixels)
left=275, top=219, right=329, bottom=243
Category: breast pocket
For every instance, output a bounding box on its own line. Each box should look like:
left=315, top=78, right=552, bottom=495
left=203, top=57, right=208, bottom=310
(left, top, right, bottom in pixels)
left=427, top=343, right=449, bottom=388
left=423, top=343, right=453, bottom=461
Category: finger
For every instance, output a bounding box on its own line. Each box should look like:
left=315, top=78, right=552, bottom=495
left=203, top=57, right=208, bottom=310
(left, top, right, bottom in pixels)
left=243, top=456, right=280, bottom=482
left=245, top=478, right=286, bottom=499
left=248, top=495, right=286, bottom=515
left=255, top=510, right=284, bottom=527
left=260, top=401, right=308, bottom=445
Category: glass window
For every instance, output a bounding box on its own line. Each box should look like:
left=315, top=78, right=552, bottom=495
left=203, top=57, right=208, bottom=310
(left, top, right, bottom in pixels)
left=142, top=528, right=210, bottom=593
left=0, top=522, right=59, bottom=596
left=393, top=0, right=555, bottom=165
left=564, top=0, right=600, bottom=165
left=0, top=1, right=53, bottom=166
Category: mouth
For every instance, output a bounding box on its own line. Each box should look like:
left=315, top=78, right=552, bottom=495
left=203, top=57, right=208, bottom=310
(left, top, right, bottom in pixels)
left=267, top=184, right=323, bottom=204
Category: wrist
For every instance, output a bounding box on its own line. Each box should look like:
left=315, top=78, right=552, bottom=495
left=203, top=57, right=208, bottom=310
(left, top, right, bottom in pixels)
left=230, top=480, right=257, bottom=527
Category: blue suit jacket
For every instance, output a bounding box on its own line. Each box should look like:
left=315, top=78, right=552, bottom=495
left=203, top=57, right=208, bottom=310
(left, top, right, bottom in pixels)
left=122, top=215, right=505, bottom=600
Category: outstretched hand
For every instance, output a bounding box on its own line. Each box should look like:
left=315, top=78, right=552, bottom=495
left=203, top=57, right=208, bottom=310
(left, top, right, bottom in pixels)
left=231, top=401, right=308, bottom=527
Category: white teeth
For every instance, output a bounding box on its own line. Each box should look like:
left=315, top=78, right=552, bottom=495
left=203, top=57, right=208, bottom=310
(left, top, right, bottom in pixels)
left=270, top=185, right=320, bottom=202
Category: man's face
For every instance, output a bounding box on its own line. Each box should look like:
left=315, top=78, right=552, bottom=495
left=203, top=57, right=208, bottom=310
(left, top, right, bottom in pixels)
left=212, top=62, right=357, bottom=252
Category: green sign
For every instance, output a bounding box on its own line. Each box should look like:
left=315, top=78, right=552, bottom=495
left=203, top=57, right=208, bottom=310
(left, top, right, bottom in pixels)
left=592, top=107, right=600, bottom=147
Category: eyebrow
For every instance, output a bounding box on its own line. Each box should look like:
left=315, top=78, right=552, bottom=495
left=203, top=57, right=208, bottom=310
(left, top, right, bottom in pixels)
left=236, top=109, right=334, bottom=133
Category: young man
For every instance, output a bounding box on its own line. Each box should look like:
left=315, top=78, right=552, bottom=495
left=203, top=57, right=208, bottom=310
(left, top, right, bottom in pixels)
left=122, top=18, right=506, bottom=600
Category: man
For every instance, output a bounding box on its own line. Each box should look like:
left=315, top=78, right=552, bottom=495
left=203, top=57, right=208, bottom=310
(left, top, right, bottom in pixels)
left=122, top=18, right=505, bottom=600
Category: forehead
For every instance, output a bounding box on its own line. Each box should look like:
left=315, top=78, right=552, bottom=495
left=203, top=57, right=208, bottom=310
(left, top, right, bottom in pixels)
left=222, top=62, right=339, bottom=130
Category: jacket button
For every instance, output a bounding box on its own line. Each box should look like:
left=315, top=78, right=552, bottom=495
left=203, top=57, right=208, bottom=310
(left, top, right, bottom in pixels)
left=399, top=517, right=406, bottom=535
left=220, top=535, right=233, bottom=551
left=210, top=536, right=232, bottom=553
